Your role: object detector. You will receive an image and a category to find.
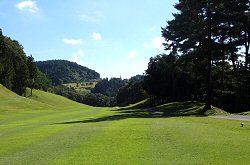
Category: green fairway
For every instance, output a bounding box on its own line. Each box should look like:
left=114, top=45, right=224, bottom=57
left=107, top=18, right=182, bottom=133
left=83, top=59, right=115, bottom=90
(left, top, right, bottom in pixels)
left=0, top=85, right=250, bottom=164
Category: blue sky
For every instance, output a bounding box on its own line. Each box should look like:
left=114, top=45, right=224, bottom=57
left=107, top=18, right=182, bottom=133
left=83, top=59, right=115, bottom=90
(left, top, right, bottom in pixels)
left=0, top=0, right=177, bottom=79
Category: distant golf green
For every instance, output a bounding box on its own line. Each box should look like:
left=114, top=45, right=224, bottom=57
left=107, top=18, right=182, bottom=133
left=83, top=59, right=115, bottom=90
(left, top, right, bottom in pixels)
left=0, top=84, right=250, bottom=164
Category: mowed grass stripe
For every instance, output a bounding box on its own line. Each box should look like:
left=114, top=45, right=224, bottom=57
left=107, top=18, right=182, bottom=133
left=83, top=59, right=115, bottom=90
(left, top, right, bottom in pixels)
left=148, top=117, right=250, bottom=165
left=52, top=118, right=152, bottom=165
left=0, top=105, right=91, bottom=124
left=0, top=123, right=72, bottom=157
left=0, top=108, right=117, bottom=165
left=0, top=123, right=99, bottom=165
left=0, top=107, right=106, bottom=157
left=0, top=107, right=101, bottom=137
left=0, top=107, right=97, bottom=125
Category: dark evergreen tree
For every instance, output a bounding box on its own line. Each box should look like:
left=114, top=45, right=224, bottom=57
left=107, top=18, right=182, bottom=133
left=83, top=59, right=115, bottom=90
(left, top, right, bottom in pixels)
left=0, top=29, right=51, bottom=95
left=91, top=78, right=127, bottom=97
left=117, top=81, right=148, bottom=106
left=144, top=0, right=250, bottom=112
left=27, top=55, right=37, bottom=96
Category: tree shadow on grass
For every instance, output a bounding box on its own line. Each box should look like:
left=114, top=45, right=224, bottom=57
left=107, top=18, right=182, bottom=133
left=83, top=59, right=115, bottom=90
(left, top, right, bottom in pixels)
left=56, top=101, right=206, bottom=125
left=154, top=101, right=205, bottom=116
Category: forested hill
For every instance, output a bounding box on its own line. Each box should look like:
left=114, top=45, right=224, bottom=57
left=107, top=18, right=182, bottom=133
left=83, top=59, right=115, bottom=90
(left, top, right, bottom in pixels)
left=36, top=60, right=100, bottom=85
left=0, top=29, right=51, bottom=96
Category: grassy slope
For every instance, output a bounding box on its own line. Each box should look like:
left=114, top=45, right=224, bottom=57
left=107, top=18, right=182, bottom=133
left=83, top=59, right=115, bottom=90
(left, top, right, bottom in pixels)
left=0, top=85, right=49, bottom=111
left=27, top=89, right=83, bottom=108
left=127, top=99, right=228, bottom=116
left=239, top=111, right=250, bottom=115
left=155, top=101, right=229, bottom=116
left=0, top=85, right=250, bottom=164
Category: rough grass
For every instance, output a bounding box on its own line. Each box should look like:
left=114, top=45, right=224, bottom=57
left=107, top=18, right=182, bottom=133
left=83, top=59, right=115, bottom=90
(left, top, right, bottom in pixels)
left=0, top=85, right=250, bottom=164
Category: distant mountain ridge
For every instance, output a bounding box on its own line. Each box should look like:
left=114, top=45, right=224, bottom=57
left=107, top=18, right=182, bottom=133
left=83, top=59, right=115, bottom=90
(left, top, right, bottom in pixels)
left=36, top=60, right=100, bottom=85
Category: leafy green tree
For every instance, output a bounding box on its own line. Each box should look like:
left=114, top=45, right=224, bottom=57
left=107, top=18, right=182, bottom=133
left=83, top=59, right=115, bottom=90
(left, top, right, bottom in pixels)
left=117, top=80, right=148, bottom=106
left=34, top=69, right=52, bottom=91
left=27, top=55, right=38, bottom=96
left=144, top=54, right=195, bottom=106
left=92, top=78, right=127, bottom=97
left=2, top=36, right=29, bottom=95
left=0, top=29, right=52, bottom=96
left=146, top=0, right=250, bottom=112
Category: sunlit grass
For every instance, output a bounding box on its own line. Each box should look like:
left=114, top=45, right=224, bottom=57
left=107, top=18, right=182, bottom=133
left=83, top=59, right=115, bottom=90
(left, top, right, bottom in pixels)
left=0, top=85, right=249, bottom=164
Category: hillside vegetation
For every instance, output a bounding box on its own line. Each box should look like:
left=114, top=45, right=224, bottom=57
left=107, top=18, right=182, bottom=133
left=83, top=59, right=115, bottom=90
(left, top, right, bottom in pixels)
left=0, top=31, right=51, bottom=96
left=64, top=82, right=97, bottom=94
left=36, top=60, right=100, bottom=85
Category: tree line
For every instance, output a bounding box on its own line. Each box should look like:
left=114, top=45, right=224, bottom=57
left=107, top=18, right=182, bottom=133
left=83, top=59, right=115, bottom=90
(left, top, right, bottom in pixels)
left=0, top=29, right=51, bottom=96
left=143, top=0, right=250, bottom=112
left=53, top=76, right=148, bottom=107
left=2, top=0, right=250, bottom=113
left=0, top=29, right=147, bottom=107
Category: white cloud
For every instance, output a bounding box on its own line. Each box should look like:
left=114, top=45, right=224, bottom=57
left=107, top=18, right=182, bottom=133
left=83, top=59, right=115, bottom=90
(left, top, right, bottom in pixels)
left=62, top=38, right=82, bottom=45
left=16, top=0, right=39, bottom=13
left=95, top=11, right=104, bottom=18
left=80, top=11, right=104, bottom=22
left=144, top=37, right=165, bottom=49
left=127, top=50, right=139, bottom=60
left=92, top=32, right=102, bottom=40
left=80, top=14, right=99, bottom=22
left=70, top=50, right=85, bottom=65
left=149, top=26, right=157, bottom=32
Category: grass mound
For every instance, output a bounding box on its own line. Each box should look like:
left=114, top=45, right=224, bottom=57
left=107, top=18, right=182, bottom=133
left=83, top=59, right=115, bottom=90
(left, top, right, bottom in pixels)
left=127, top=100, right=228, bottom=117
left=155, top=101, right=228, bottom=116
left=0, top=84, right=19, bottom=98
left=26, top=89, right=82, bottom=108
left=204, top=106, right=230, bottom=116
left=238, top=111, right=250, bottom=115
left=125, top=98, right=152, bottom=109
left=154, top=101, right=204, bottom=116
left=0, top=85, right=86, bottom=111
left=0, top=85, right=48, bottom=111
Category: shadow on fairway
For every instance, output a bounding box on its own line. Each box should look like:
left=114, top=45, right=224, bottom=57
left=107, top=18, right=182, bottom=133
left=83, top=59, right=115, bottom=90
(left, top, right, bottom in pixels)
left=56, top=101, right=206, bottom=124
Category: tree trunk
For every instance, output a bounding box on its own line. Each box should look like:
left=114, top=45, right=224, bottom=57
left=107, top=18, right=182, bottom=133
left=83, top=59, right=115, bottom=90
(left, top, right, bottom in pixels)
left=204, top=2, right=212, bottom=111
left=193, top=51, right=199, bottom=101
left=229, top=28, right=236, bottom=72
left=245, top=29, right=249, bottom=70
left=220, top=44, right=225, bottom=107
left=171, top=55, right=176, bottom=101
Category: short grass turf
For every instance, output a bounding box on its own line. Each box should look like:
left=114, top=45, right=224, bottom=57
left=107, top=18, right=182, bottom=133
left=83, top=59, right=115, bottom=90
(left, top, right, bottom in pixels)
left=0, top=85, right=250, bottom=164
